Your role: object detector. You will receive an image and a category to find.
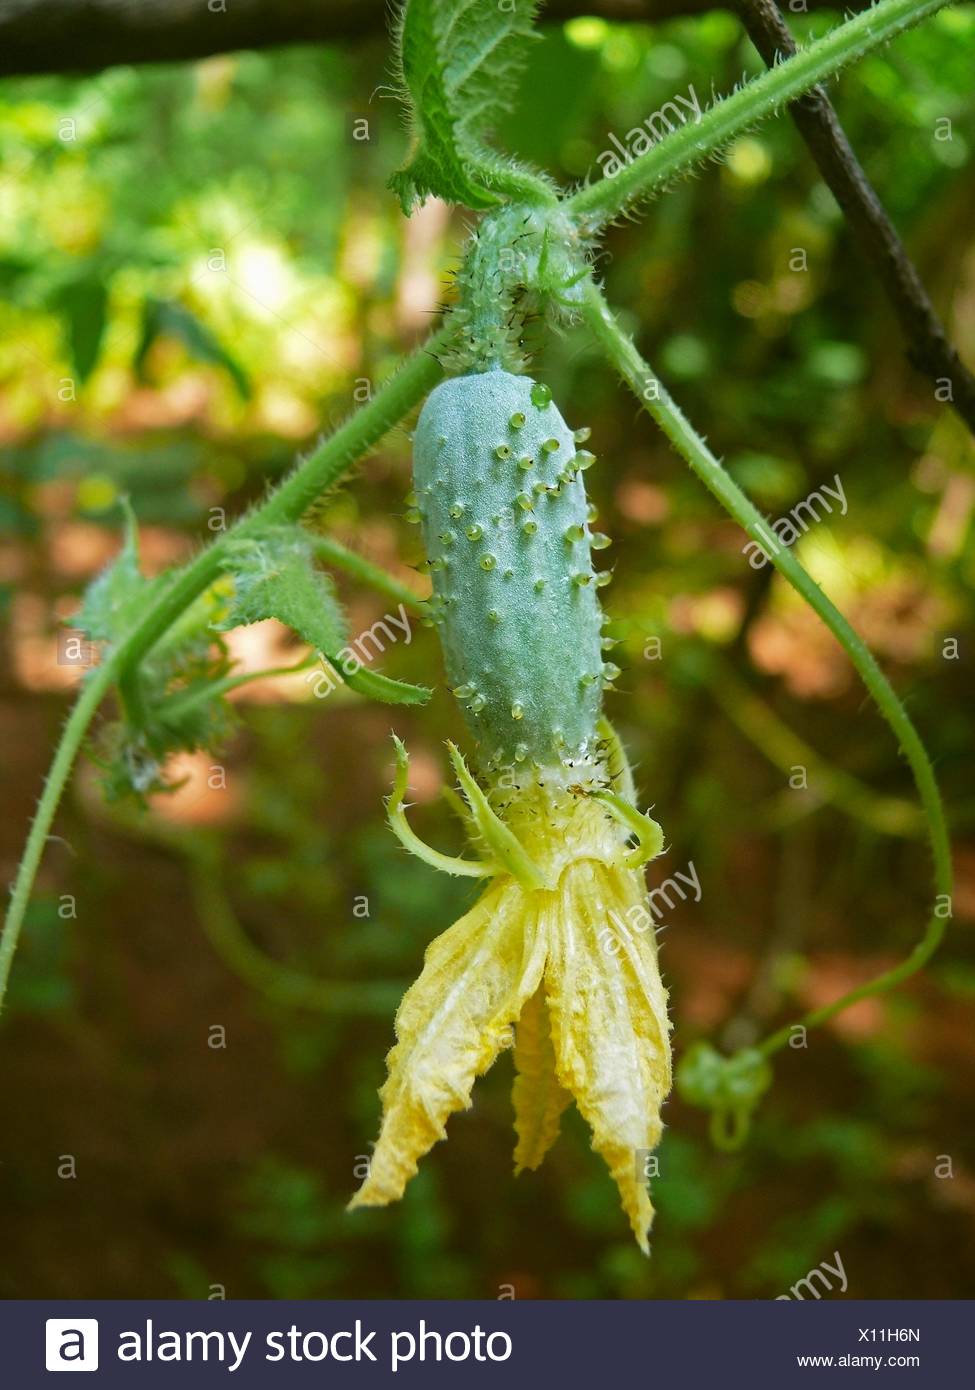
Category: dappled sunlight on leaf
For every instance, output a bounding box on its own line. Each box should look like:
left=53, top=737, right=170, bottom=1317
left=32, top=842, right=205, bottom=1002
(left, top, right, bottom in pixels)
left=145, top=749, right=244, bottom=826
left=47, top=520, right=118, bottom=578
left=9, top=591, right=87, bottom=692
left=668, top=587, right=744, bottom=643
left=223, top=620, right=308, bottom=705
left=797, top=955, right=889, bottom=1040
left=614, top=476, right=669, bottom=526
left=666, top=931, right=754, bottom=1032
left=750, top=534, right=950, bottom=698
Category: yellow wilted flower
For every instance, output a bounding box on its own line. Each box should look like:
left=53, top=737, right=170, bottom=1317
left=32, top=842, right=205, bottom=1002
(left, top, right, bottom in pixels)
left=349, top=726, right=671, bottom=1252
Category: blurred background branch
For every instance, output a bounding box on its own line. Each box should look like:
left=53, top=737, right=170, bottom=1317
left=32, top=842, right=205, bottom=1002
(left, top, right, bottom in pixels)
left=0, top=0, right=873, bottom=78
left=737, top=0, right=975, bottom=437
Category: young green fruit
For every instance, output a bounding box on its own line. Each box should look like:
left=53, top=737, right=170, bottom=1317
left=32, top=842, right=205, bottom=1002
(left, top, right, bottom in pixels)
left=412, top=369, right=606, bottom=768
left=353, top=373, right=672, bottom=1253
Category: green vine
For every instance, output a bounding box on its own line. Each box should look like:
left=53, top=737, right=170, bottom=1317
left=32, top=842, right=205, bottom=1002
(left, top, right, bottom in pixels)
left=566, top=0, right=950, bottom=226
left=580, top=281, right=952, bottom=1143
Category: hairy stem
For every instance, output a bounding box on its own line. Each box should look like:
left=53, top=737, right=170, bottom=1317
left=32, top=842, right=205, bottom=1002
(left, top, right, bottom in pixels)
left=310, top=534, right=428, bottom=613
left=567, top=0, right=950, bottom=226
left=0, top=659, right=118, bottom=1010
left=157, top=654, right=320, bottom=723
left=582, top=281, right=952, bottom=1053
left=247, top=335, right=448, bottom=528
left=0, top=326, right=449, bottom=1015
left=117, top=327, right=450, bottom=675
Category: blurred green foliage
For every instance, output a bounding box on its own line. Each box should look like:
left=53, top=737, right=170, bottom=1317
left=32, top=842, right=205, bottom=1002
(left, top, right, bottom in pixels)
left=1, top=7, right=974, bottom=1299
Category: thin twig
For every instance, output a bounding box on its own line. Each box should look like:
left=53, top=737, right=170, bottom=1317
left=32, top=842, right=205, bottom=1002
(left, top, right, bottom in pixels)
left=736, top=0, right=975, bottom=437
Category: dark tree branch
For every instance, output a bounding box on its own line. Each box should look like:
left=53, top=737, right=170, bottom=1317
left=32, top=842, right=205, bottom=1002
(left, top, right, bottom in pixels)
left=736, top=0, right=975, bottom=438
left=0, top=0, right=871, bottom=79
left=4, top=0, right=968, bottom=433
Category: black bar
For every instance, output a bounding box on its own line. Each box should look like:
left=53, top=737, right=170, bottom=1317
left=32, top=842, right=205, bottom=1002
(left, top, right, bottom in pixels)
left=12, top=1298, right=969, bottom=1387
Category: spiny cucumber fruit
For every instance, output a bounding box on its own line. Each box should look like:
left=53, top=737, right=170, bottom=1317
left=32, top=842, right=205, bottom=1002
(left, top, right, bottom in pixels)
left=412, top=370, right=616, bottom=770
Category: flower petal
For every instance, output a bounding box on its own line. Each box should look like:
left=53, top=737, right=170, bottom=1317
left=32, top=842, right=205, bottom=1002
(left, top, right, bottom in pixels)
left=545, top=859, right=671, bottom=1253
left=350, top=877, right=547, bottom=1208
left=513, top=969, right=572, bottom=1174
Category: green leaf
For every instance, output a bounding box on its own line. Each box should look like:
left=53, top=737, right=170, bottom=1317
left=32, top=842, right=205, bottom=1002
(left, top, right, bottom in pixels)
left=75, top=499, right=163, bottom=644
left=336, top=661, right=430, bottom=707
left=389, top=0, right=547, bottom=212
left=220, top=528, right=431, bottom=706
left=0, top=254, right=35, bottom=299
left=135, top=297, right=251, bottom=399
left=101, top=635, right=237, bottom=801
left=156, top=695, right=230, bottom=752
left=216, top=528, right=349, bottom=654
left=73, top=503, right=235, bottom=799
left=55, top=272, right=108, bottom=383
